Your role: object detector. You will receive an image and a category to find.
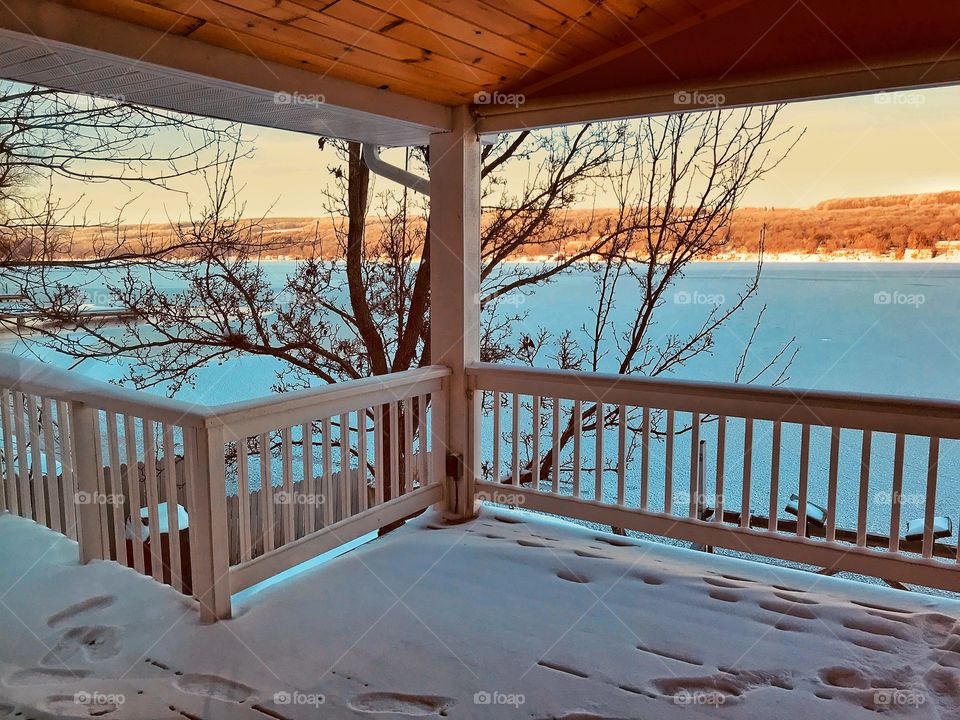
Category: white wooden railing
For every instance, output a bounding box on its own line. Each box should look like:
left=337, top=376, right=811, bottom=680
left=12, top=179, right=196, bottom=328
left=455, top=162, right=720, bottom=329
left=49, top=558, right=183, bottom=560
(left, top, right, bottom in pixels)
left=6, top=351, right=960, bottom=617
left=0, top=355, right=208, bottom=602
left=468, top=363, right=960, bottom=592
left=0, top=354, right=449, bottom=620
left=214, top=368, right=448, bottom=596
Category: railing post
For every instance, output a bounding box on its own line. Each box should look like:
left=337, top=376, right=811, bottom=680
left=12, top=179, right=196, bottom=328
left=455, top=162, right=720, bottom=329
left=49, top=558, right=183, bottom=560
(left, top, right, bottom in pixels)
left=429, top=106, right=481, bottom=520
left=187, top=424, right=231, bottom=622
left=70, top=401, right=106, bottom=563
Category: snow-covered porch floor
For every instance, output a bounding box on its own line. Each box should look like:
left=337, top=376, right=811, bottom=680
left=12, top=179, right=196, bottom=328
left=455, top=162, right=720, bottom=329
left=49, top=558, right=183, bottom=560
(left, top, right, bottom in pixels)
left=1, top=507, right=959, bottom=719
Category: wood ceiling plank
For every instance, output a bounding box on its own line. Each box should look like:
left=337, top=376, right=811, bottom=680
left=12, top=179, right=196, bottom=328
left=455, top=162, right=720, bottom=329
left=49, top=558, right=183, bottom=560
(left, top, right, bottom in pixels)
left=600, top=0, right=676, bottom=35
left=144, top=0, right=480, bottom=99
left=184, top=19, right=463, bottom=102
left=360, top=0, right=583, bottom=73
left=476, top=0, right=613, bottom=56
left=308, top=0, right=546, bottom=83
left=551, top=0, right=681, bottom=49
left=645, top=0, right=710, bottom=24
left=233, top=0, right=507, bottom=87
left=516, top=0, right=754, bottom=97
left=54, top=0, right=205, bottom=36
left=533, top=0, right=651, bottom=47
left=421, top=0, right=589, bottom=62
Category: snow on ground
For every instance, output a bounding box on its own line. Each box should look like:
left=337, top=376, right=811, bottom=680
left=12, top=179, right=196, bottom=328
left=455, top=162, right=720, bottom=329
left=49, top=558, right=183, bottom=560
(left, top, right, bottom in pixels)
left=1, top=507, right=959, bottom=719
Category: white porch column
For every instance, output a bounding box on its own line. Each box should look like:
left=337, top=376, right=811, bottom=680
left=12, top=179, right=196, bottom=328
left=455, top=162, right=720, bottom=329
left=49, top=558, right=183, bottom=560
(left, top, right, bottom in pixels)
left=188, top=424, right=232, bottom=622
left=429, top=106, right=480, bottom=520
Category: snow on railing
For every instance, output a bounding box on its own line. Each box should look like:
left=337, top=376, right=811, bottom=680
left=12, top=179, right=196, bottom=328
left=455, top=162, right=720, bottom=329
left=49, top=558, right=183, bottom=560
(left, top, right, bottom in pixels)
left=0, top=356, right=203, bottom=600
left=468, top=363, right=960, bottom=592
left=0, top=354, right=449, bottom=620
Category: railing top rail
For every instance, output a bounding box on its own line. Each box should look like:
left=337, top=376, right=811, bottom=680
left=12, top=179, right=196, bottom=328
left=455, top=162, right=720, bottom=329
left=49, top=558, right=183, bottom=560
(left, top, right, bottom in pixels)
left=208, top=365, right=450, bottom=436
left=467, top=362, right=960, bottom=438
left=0, top=353, right=212, bottom=427
left=0, top=352, right=450, bottom=431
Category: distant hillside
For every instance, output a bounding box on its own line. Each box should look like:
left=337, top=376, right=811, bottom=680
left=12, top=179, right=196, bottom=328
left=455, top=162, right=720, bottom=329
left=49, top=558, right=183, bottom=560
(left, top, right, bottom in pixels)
left=46, top=190, right=960, bottom=262
left=813, top=191, right=960, bottom=211
left=726, top=191, right=960, bottom=260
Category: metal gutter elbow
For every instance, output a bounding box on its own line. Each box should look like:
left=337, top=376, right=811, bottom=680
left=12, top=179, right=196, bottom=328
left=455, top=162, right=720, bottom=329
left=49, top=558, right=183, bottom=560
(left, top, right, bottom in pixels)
left=361, top=143, right=430, bottom=196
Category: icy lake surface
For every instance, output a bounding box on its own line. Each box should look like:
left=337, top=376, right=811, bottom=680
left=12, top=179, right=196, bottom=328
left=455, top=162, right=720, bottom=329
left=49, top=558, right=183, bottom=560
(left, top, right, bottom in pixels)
left=7, top=262, right=959, bottom=399
left=5, top=262, right=960, bottom=540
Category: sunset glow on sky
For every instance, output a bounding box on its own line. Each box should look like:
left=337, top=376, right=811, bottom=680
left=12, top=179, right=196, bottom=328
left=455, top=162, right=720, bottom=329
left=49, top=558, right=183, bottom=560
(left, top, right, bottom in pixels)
left=56, top=85, right=960, bottom=224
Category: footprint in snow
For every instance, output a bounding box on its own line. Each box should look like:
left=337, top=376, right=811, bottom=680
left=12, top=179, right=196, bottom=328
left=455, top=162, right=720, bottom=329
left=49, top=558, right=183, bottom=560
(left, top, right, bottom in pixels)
left=573, top=549, right=614, bottom=560
left=173, top=673, right=255, bottom=703
left=556, top=569, right=590, bottom=584
left=702, top=577, right=741, bottom=589
left=3, top=667, right=91, bottom=686
left=42, top=692, right=122, bottom=717
left=349, top=692, right=454, bottom=716
left=650, top=668, right=793, bottom=704
left=47, top=596, right=115, bottom=627
left=517, top=539, right=549, bottom=547
left=42, top=625, right=122, bottom=665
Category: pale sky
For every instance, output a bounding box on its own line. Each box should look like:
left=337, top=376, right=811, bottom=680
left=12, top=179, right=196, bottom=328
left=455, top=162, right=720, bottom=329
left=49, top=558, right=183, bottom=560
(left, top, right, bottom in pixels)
left=56, top=85, right=960, bottom=225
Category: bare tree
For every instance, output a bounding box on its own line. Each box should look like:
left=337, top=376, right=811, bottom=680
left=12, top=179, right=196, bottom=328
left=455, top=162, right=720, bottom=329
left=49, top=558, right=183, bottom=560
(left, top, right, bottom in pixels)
left=506, top=109, right=801, bottom=483
left=0, top=80, right=243, bottom=265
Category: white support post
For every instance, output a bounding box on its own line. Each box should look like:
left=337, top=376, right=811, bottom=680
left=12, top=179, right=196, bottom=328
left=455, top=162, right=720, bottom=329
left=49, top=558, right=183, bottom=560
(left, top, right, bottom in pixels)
left=70, top=401, right=105, bottom=564
left=429, top=105, right=481, bottom=520
left=188, top=425, right=232, bottom=622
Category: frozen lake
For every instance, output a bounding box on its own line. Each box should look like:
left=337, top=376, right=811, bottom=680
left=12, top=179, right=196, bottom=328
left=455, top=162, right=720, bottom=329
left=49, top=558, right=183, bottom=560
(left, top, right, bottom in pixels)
left=6, top=261, right=958, bottom=399
left=4, top=262, right=959, bottom=544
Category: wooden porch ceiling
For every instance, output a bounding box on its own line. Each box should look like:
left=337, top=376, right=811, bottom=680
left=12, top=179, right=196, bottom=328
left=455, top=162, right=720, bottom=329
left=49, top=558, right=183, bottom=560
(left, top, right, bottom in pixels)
left=54, top=0, right=730, bottom=106
left=485, top=0, right=960, bottom=131
left=2, top=1, right=960, bottom=142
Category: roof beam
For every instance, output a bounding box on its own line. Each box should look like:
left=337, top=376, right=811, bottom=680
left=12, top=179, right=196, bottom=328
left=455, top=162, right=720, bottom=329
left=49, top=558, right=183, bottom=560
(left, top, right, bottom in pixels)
left=477, top=49, right=960, bottom=135
left=0, top=0, right=451, bottom=145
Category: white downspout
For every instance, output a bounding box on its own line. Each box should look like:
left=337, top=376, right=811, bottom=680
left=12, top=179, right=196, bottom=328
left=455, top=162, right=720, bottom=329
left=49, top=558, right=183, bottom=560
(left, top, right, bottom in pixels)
left=361, top=144, right=430, bottom=196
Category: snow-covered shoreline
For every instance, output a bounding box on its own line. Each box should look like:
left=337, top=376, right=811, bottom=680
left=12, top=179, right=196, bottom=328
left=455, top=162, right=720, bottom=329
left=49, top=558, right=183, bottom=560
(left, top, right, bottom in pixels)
left=11, top=250, right=960, bottom=265
left=707, top=250, right=960, bottom=263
